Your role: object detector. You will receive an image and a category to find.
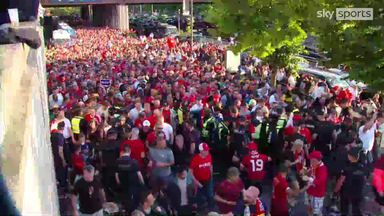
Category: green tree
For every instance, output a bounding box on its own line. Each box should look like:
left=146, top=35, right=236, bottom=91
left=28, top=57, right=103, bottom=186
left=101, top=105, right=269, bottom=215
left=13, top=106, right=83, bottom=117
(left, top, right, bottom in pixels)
left=205, top=0, right=308, bottom=86
left=207, top=0, right=384, bottom=90
left=48, top=7, right=80, bottom=16
left=304, top=0, right=384, bottom=90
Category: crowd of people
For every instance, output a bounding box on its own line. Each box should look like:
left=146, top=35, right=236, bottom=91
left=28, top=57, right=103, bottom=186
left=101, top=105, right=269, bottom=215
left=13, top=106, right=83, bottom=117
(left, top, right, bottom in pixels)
left=47, top=27, right=384, bottom=216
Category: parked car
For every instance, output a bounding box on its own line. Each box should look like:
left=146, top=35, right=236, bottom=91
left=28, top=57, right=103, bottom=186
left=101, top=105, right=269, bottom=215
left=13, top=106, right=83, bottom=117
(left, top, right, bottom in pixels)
left=299, top=63, right=351, bottom=88
left=160, top=24, right=179, bottom=38
left=53, top=29, right=71, bottom=41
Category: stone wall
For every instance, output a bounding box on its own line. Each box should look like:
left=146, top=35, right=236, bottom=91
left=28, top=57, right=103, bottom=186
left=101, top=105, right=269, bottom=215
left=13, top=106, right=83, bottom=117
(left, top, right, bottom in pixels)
left=0, top=22, right=59, bottom=215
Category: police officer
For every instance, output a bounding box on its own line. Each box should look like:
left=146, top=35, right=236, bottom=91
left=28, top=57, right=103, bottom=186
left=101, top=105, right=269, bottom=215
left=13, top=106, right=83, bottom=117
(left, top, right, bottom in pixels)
left=116, top=145, right=145, bottom=213
left=97, top=129, right=120, bottom=200
left=71, top=109, right=87, bottom=140
left=334, top=147, right=366, bottom=216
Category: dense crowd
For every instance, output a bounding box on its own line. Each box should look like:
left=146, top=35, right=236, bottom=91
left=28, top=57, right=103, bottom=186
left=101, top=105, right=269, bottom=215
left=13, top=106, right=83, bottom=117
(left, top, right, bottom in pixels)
left=47, top=27, right=384, bottom=216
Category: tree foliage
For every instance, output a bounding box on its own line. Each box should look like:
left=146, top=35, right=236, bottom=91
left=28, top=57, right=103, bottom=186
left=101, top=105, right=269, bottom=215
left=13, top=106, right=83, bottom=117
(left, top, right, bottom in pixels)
left=205, top=0, right=308, bottom=85
left=48, top=7, right=80, bottom=16
left=304, top=0, right=384, bottom=90
left=206, top=0, right=384, bottom=90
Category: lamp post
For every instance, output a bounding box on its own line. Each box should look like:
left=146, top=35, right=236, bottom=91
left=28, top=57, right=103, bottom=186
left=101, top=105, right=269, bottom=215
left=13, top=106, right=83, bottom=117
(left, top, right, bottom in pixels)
left=190, top=0, right=193, bottom=46
left=178, top=9, right=181, bottom=34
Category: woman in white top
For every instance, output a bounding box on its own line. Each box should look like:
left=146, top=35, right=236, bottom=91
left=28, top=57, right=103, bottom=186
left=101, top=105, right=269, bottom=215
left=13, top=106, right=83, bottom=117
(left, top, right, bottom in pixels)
left=51, top=109, right=75, bottom=142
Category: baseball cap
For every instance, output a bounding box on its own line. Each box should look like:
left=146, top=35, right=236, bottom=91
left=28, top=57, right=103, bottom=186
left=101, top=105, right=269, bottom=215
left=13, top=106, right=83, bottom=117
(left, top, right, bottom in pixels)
left=308, top=150, right=323, bottom=160
left=284, top=126, right=296, bottom=137
left=143, top=120, right=151, bottom=127
left=248, top=142, right=258, bottom=151
left=199, top=143, right=210, bottom=152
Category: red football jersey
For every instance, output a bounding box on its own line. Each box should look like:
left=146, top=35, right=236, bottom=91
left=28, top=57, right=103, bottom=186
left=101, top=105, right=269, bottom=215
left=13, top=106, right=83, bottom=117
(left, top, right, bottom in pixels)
left=190, top=154, right=213, bottom=183
left=254, top=199, right=266, bottom=216
left=271, top=173, right=289, bottom=215
left=241, top=151, right=269, bottom=181
left=120, top=139, right=145, bottom=168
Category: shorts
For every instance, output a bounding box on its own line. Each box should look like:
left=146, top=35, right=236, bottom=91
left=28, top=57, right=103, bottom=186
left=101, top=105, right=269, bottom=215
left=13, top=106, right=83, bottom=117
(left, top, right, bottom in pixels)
left=307, top=194, right=324, bottom=216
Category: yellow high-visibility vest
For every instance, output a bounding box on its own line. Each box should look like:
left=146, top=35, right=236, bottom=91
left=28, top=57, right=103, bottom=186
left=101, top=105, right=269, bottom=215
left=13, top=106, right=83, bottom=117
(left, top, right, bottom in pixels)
left=277, top=118, right=287, bottom=130
left=218, top=121, right=228, bottom=141
left=177, top=108, right=184, bottom=125
left=202, top=117, right=215, bottom=138
left=252, top=123, right=269, bottom=140
left=252, top=123, right=284, bottom=140
left=71, top=116, right=83, bottom=134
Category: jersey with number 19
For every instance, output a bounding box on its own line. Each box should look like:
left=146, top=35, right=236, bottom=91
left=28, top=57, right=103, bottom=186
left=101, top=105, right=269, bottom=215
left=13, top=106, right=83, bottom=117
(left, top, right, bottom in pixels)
left=241, top=150, right=269, bottom=181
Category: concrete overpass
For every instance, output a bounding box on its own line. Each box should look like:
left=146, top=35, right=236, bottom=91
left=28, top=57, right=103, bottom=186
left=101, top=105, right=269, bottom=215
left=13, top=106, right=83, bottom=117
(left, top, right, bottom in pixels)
left=41, top=0, right=210, bottom=31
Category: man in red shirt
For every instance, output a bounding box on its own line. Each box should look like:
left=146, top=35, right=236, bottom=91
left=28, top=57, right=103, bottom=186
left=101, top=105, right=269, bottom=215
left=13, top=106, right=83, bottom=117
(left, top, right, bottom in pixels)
left=304, top=150, right=328, bottom=216
left=72, top=144, right=85, bottom=184
left=190, top=143, right=214, bottom=209
left=295, top=115, right=312, bottom=145
left=214, top=167, right=244, bottom=214
left=120, top=128, right=146, bottom=169
left=134, top=112, right=146, bottom=128
left=271, top=165, right=300, bottom=216
left=146, top=124, right=164, bottom=147
left=241, top=142, right=271, bottom=190
left=145, top=110, right=159, bottom=129
left=286, top=115, right=312, bottom=146
left=162, top=102, right=172, bottom=124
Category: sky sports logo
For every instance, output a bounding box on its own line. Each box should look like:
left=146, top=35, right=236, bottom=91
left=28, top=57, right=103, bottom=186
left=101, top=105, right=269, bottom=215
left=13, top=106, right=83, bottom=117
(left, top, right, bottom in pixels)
left=317, top=8, right=373, bottom=20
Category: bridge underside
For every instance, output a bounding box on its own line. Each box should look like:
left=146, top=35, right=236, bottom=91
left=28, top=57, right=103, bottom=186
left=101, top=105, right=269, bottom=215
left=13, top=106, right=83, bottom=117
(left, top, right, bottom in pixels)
left=41, top=0, right=210, bottom=7
left=42, top=0, right=209, bottom=30
left=92, top=4, right=130, bottom=30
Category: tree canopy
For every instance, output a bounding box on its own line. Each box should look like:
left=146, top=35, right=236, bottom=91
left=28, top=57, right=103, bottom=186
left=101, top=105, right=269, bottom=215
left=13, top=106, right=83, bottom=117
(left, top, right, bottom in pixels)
left=48, top=7, right=80, bottom=16
left=305, top=0, right=384, bottom=90
left=205, top=0, right=308, bottom=85
left=206, top=0, right=384, bottom=90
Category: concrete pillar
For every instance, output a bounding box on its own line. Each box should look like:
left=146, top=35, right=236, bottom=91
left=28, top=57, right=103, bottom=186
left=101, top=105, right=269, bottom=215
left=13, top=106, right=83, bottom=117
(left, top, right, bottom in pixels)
left=80, top=5, right=93, bottom=23
left=92, top=4, right=129, bottom=30
left=92, top=5, right=103, bottom=27
left=117, top=4, right=129, bottom=30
